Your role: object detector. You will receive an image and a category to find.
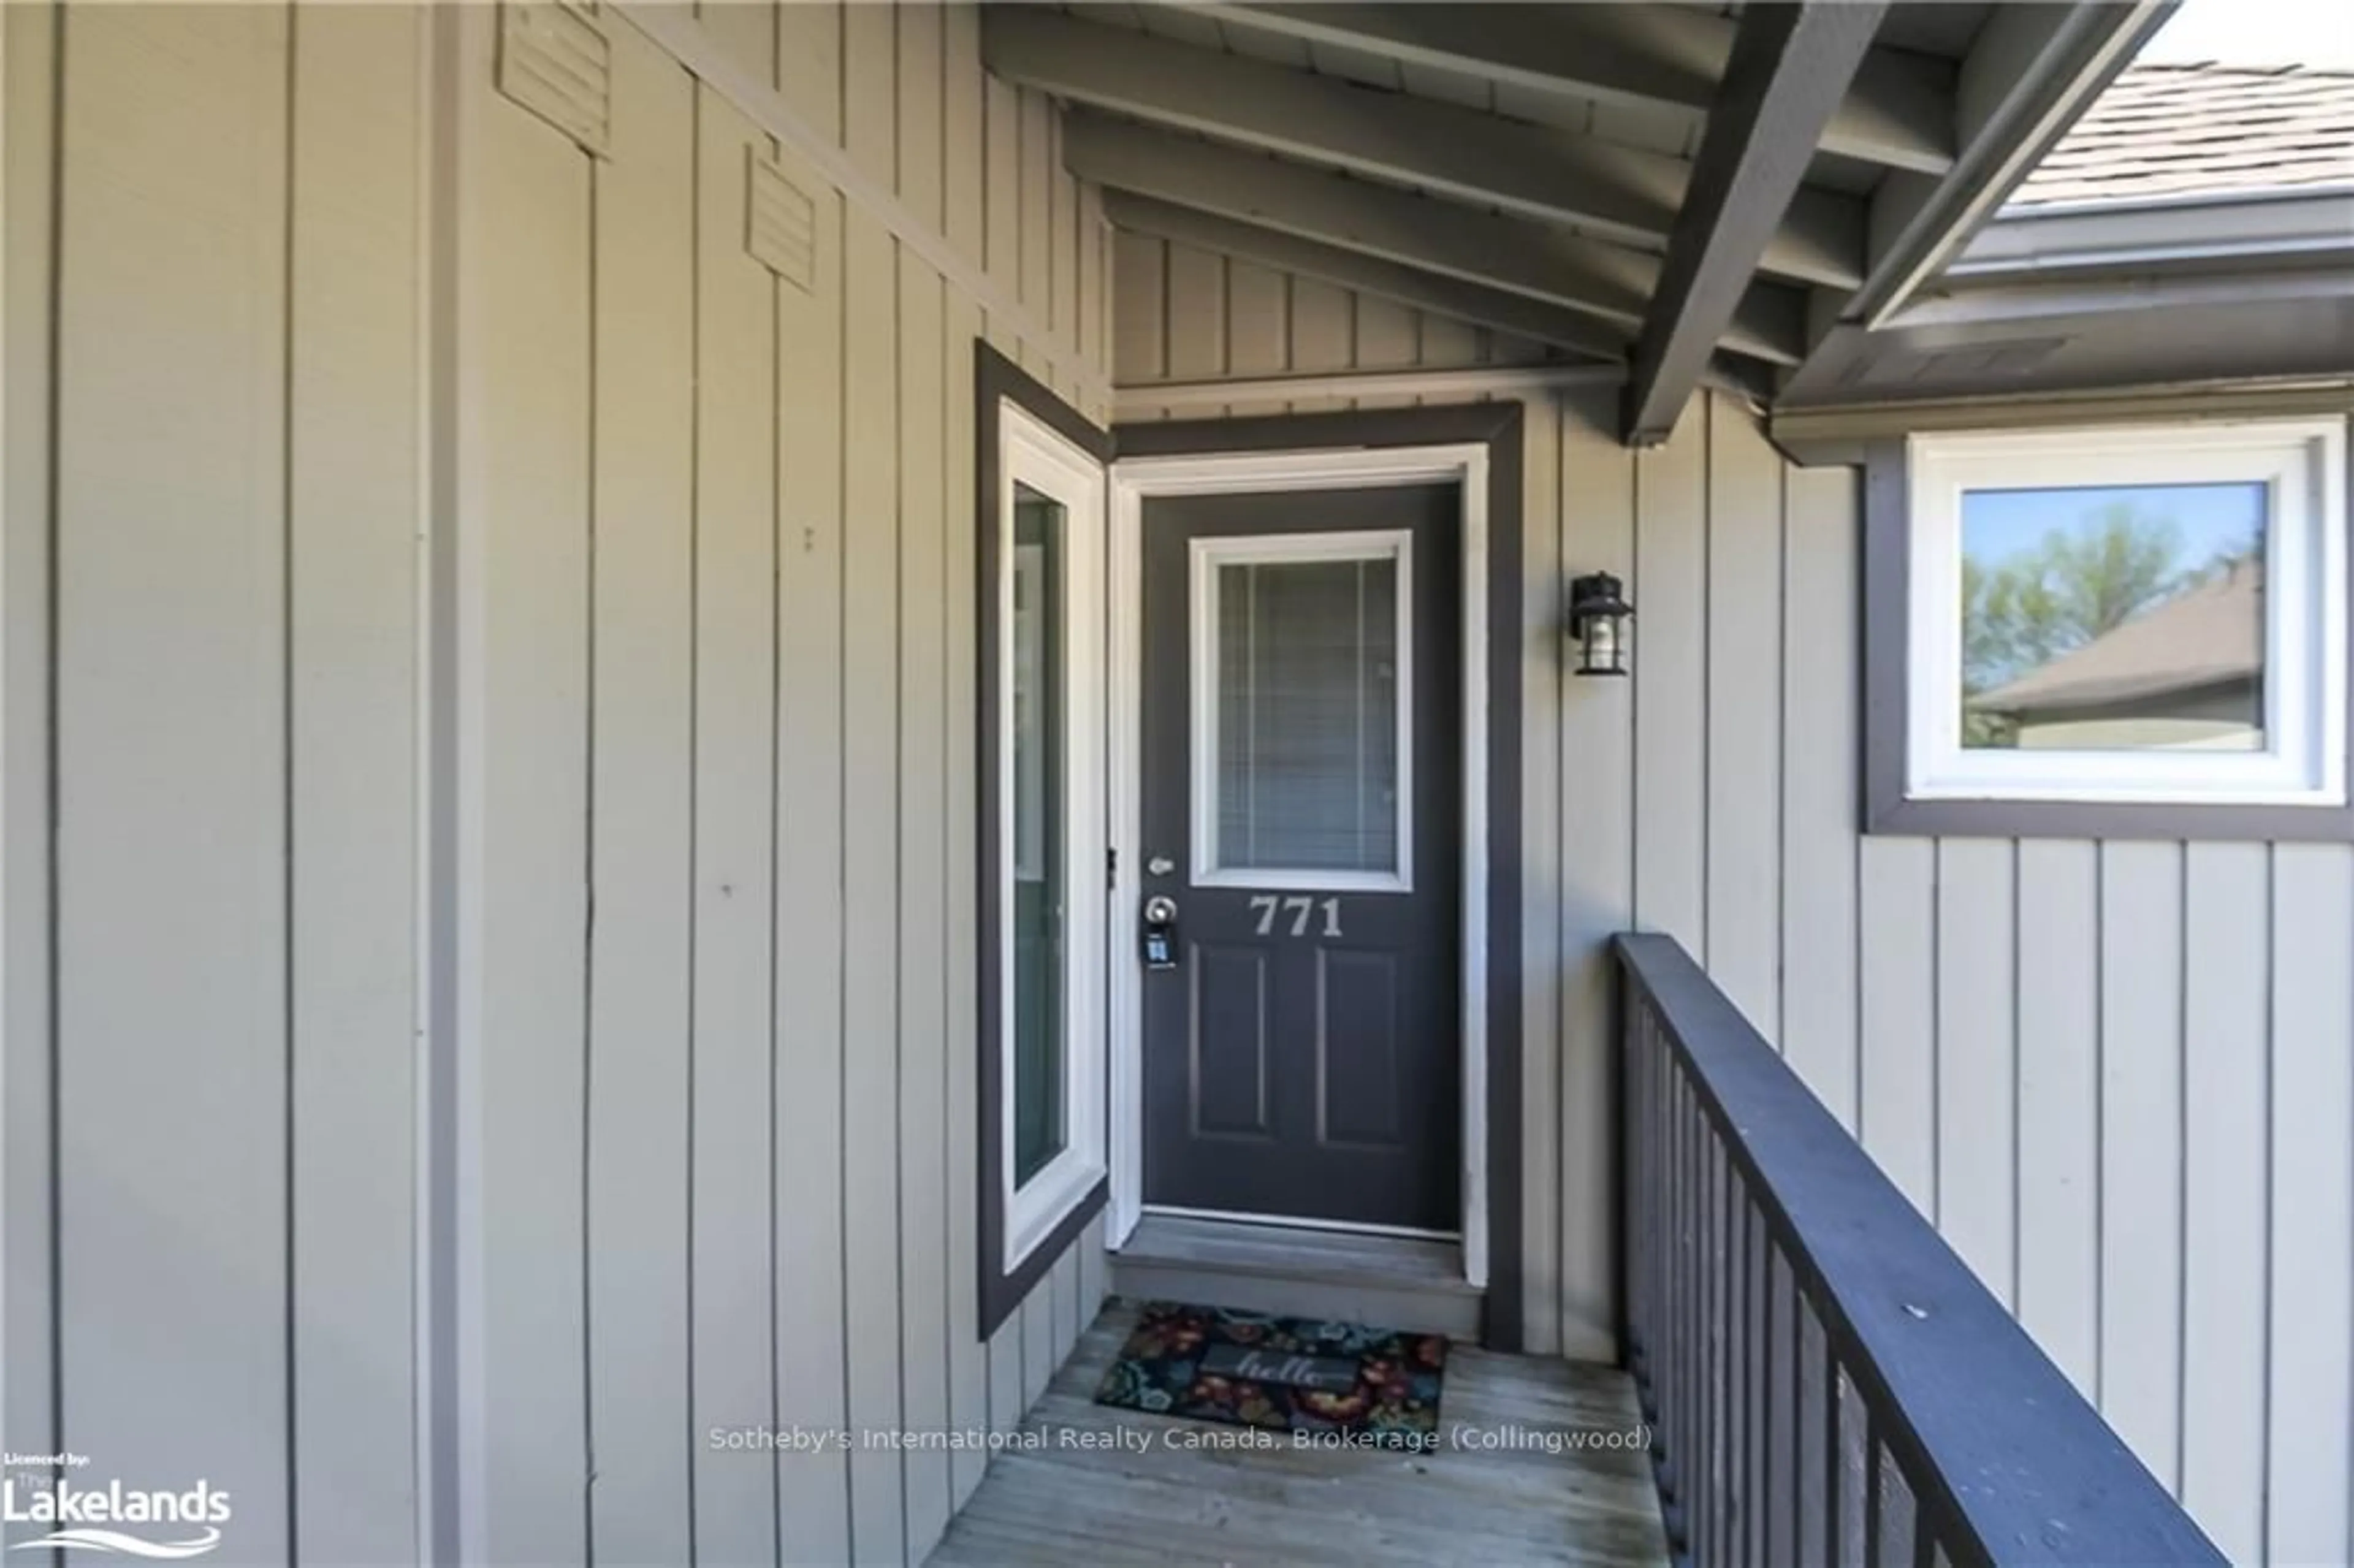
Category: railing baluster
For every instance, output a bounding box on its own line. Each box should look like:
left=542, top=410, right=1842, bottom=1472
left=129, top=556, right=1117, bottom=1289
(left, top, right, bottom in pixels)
left=1713, top=1130, right=1732, bottom=1563
left=1746, top=1198, right=1769, bottom=1568
left=1677, top=1119, right=1693, bottom=1561
left=1835, top=1366, right=1868, bottom=1566
left=1796, top=1295, right=1828, bottom=1566
left=1672, top=1059, right=1694, bottom=1540
left=1732, top=1177, right=1751, bottom=1553
left=1612, top=935, right=2221, bottom=1567
left=1693, top=1060, right=1708, bottom=1554
left=1767, top=1249, right=1797, bottom=1568
left=1863, top=1418, right=1883, bottom=1568
left=1691, top=1121, right=1711, bottom=1565
left=1629, top=993, right=1648, bottom=1375
left=1635, top=1007, right=1656, bottom=1405
left=1874, top=1441, right=1918, bottom=1568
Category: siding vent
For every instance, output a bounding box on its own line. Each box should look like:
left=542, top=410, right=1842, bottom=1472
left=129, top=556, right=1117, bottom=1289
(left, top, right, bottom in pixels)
left=498, top=1, right=611, bottom=159
left=746, top=153, right=819, bottom=293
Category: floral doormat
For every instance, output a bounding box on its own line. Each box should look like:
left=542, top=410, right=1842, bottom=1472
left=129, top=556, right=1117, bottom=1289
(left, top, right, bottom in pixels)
left=1092, top=1301, right=1448, bottom=1448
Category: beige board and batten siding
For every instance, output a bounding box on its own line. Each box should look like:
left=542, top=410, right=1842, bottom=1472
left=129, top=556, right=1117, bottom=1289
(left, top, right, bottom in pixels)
left=1117, top=238, right=2354, bottom=1567
left=3, top=5, right=424, bottom=1563
left=1, top=4, right=1110, bottom=1566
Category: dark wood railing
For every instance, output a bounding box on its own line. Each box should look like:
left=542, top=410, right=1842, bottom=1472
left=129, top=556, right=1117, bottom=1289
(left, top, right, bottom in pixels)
left=1615, top=933, right=2222, bottom=1568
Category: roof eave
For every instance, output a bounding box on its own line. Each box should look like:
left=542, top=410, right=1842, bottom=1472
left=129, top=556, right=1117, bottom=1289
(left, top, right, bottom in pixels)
left=1951, top=186, right=2354, bottom=281
left=1839, top=1, right=2181, bottom=332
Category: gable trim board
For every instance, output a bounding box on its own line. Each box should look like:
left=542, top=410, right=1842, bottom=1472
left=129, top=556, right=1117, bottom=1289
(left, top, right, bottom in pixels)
left=1115, top=364, right=1627, bottom=421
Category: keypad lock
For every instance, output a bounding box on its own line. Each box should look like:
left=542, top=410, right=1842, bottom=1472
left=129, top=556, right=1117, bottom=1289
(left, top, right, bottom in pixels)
left=1141, top=894, right=1180, bottom=970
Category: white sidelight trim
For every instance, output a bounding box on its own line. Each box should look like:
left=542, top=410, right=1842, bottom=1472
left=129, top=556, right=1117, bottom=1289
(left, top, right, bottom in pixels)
left=1187, top=528, right=1416, bottom=893
left=1107, top=443, right=1491, bottom=1290
left=996, top=401, right=1110, bottom=1276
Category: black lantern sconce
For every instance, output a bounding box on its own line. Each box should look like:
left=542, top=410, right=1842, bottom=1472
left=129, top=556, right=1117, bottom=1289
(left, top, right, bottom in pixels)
left=1566, top=572, right=1634, bottom=677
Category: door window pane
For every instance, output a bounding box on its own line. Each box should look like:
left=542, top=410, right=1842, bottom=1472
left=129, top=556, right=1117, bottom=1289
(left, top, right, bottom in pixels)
left=1960, top=482, right=2266, bottom=752
left=1011, top=483, right=1064, bottom=1186
left=1213, top=552, right=1402, bottom=873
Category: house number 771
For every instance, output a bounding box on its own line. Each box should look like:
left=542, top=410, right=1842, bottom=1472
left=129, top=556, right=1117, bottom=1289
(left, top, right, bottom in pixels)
left=1249, top=896, right=1342, bottom=938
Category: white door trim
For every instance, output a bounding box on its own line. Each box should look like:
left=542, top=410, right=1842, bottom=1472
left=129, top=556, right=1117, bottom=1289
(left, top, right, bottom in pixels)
left=1106, top=443, right=1491, bottom=1290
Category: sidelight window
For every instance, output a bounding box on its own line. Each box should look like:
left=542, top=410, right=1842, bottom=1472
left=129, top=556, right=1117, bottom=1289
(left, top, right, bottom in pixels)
left=979, top=347, right=1110, bottom=1335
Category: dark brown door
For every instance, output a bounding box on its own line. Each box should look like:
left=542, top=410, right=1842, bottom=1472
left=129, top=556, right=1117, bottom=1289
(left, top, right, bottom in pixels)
left=1139, top=482, right=1460, bottom=1231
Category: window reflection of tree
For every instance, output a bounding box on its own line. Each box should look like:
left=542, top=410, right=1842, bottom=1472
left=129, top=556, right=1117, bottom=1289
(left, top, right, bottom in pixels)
left=1961, top=500, right=2261, bottom=748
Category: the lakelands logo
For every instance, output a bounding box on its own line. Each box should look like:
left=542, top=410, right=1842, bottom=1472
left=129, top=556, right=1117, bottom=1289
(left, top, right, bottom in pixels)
left=2, top=1453, right=229, bottom=1559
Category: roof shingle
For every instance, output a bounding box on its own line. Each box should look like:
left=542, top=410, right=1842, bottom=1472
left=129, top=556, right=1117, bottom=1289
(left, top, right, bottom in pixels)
left=2008, top=63, right=2354, bottom=208
left=1971, top=561, right=2261, bottom=716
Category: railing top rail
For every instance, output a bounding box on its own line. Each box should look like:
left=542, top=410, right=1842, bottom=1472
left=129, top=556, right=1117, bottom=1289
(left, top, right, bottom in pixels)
left=1614, top=931, right=2223, bottom=1568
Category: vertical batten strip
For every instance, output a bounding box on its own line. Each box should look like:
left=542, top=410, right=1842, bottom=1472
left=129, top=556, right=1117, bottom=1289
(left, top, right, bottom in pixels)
left=585, top=18, right=696, bottom=1566
left=1935, top=839, right=2016, bottom=1301
left=55, top=7, right=292, bottom=1556
left=975, top=298, right=1024, bottom=1441
left=0, top=0, right=61, bottom=1488
left=774, top=1, right=841, bottom=151
left=840, top=208, right=906, bottom=1568
left=940, top=286, right=987, bottom=1506
left=1856, top=834, right=1936, bottom=1214
left=1630, top=406, right=1707, bottom=951
left=772, top=133, right=853, bottom=1561
left=1518, top=388, right=1563, bottom=1356
left=2265, top=843, right=2354, bottom=1562
left=1558, top=389, right=1636, bottom=1361
left=690, top=81, right=785, bottom=1567
left=889, top=18, right=954, bottom=1551
left=2098, top=841, right=2185, bottom=1478
left=1220, top=257, right=1289, bottom=418
left=1702, top=398, right=1783, bottom=1030
left=454, top=0, right=595, bottom=1554
left=1111, top=230, right=1165, bottom=386
left=288, top=6, right=429, bottom=1561
left=2013, top=839, right=2100, bottom=1388
left=1019, top=89, right=1049, bottom=337
left=938, top=0, right=989, bottom=1507
left=840, top=15, right=905, bottom=1556
left=2179, top=842, right=2269, bottom=1561
left=1778, top=460, right=1859, bottom=1128
left=895, top=242, right=953, bottom=1559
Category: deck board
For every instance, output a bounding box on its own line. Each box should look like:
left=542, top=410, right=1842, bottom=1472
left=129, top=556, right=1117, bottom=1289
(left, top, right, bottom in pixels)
left=928, top=1304, right=1669, bottom=1566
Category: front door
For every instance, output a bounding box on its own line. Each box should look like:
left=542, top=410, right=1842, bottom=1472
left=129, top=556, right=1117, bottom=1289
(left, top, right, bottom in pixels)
left=1139, top=482, right=1461, bottom=1232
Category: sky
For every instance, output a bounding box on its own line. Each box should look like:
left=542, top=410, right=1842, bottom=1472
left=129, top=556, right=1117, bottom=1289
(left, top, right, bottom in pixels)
left=2138, top=0, right=2354, bottom=67
left=1962, top=482, right=2266, bottom=576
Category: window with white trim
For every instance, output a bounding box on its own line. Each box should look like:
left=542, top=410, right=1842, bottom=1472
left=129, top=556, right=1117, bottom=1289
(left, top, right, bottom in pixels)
left=1900, top=419, right=2347, bottom=818
left=978, top=357, right=1110, bottom=1336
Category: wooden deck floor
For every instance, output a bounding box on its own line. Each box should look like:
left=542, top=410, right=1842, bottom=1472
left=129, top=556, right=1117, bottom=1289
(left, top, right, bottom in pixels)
left=928, top=1303, right=1670, bottom=1567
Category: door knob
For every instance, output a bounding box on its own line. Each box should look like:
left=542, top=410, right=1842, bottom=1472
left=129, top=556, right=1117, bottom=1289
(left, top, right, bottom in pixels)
left=1141, top=894, right=1179, bottom=970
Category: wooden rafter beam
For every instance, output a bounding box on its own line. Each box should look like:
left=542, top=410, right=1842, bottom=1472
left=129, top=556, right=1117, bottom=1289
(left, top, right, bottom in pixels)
left=1622, top=3, right=1886, bottom=443
left=1172, top=1, right=1954, bottom=175
left=1840, top=1, right=2177, bottom=329
left=984, top=7, right=1862, bottom=289
left=1067, top=113, right=1807, bottom=365
left=1102, top=191, right=1631, bottom=362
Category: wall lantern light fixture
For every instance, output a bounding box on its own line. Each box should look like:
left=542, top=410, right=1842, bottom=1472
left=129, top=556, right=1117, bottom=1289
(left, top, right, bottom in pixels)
left=1567, top=571, right=1634, bottom=677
